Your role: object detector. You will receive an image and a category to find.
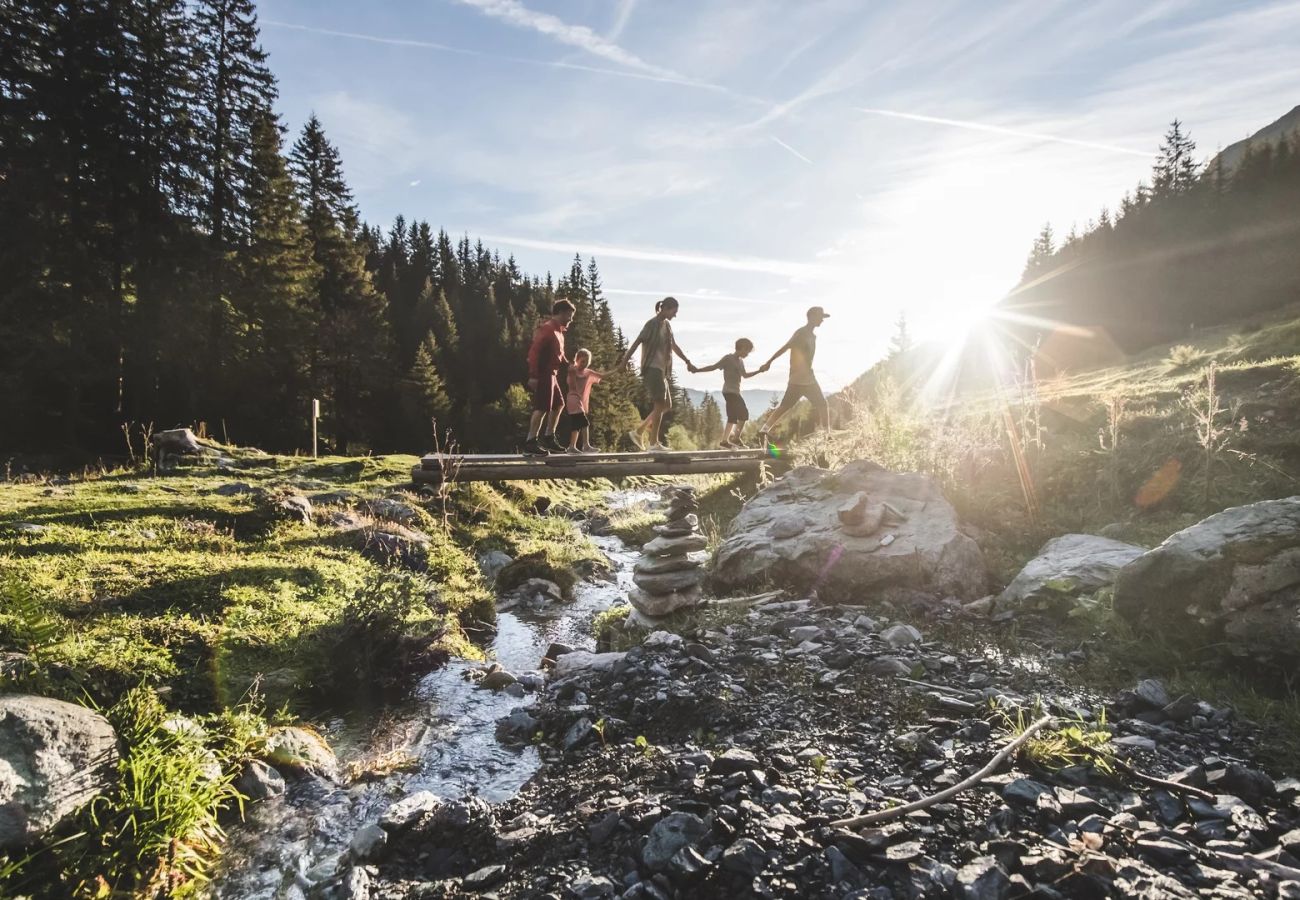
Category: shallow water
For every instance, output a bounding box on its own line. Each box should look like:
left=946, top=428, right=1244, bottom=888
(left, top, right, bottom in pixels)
left=209, top=500, right=649, bottom=899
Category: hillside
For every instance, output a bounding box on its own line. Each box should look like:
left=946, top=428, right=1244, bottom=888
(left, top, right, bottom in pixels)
left=1213, top=103, right=1300, bottom=172
left=1000, top=110, right=1300, bottom=369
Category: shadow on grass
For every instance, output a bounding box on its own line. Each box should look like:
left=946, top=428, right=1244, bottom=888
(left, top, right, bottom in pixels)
left=64, top=564, right=331, bottom=619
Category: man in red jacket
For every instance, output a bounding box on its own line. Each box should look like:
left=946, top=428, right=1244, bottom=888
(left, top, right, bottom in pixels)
left=524, top=299, right=576, bottom=455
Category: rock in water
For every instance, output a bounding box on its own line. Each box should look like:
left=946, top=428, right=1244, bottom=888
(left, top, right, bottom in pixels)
left=998, top=533, right=1145, bottom=613
left=643, top=533, right=709, bottom=557
left=628, top=585, right=702, bottom=617
left=236, top=760, right=286, bottom=802
left=263, top=726, right=338, bottom=779
left=0, top=695, right=120, bottom=850
left=712, top=461, right=987, bottom=601
left=1113, top=496, right=1300, bottom=659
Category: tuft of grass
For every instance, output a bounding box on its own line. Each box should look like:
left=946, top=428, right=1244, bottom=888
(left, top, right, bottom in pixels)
left=1165, top=344, right=1206, bottom=370
left=1000, top=704, right=1115, bottom=774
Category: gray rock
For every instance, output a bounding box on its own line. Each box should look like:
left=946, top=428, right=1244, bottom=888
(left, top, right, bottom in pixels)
left=1113, top=496, right=1300, bottom=658
left=9, top=523, right=46, bottom=536
left=263, top=726, right=338, bottom=779
left=564, top=717, right=595, bottom=751
left=1002, top=778, right=1052, bottom=806
left=477, top=549, right=514, bottom=581
left=361, top=497, right=421, bottom=525
left=214, top=482, right=256, bottom=496
left=479, top=669, right=517, bottom=690
left=570, top=874, right=618, bottom=898
left=789, top=625, right=823, bottom=642
left=151, top=427, right=204, bottom=455
left=348, top=822, right=387, bottom=862
left=643, top=812, right=708, bottom=870
left=236, top=760, right=286, bottom=802
left=643, top=533, right=709, bottom=557
left=865, top=657, right=913, bottom=677
left=634, top=553, right=706, bottom=576
left=510, top=578, right=564, bottom=607
left=275, top=495, right=313, bottom=525
left=357, top=525, right=431, bottom=572
left=722, top=838, right=768, bottom=876
left=880, top=623, right=922, bottom=648
left=1135, top=678, right=1171, bottom=709
left=495, top=709, right=540, bottom=744
left=712, top=748, right=760, bottom=774
left=713, top=461, right=987, bottom=602
left=643, top=630, right=683, bottom=649
left=379, top=791, right=441, bottom=831
left=955, top=855, right=1011, bottom=900
left=553, top=651, right=627, bottom=678
left=769, top=514, right=808, bottom=540
left=463, top=864, right=506, bottom=890
left=632, top=568, right=704, bottom=595
left=0, top=695, right=120, bottom=850
left=997, top=533, right=1145, bottom=612
left=628, top=585, right=701, bottom=617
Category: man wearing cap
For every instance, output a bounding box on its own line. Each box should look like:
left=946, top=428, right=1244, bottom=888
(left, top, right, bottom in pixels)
left=757, top=306, right=831, bottom=438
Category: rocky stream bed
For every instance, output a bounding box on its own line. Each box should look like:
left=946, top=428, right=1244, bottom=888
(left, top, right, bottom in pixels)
left=218, top=483, right=1300, bottom=900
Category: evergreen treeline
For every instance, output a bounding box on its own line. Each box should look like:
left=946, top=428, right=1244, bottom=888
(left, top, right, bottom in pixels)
left=1008, top=119, right=1300, bottom=362
left=0, top=0, right=715, bottom=455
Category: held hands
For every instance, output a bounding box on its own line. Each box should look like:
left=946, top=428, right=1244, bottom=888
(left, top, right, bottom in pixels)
left=759, top=362, right=772, bottom=373
left=687, top=363, right=698, bottom=374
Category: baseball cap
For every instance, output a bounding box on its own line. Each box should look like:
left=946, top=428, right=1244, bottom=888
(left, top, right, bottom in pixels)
left=807, top=305, right=830, bottom=318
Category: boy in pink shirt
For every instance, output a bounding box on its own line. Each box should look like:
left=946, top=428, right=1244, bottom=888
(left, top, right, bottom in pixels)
left=565, top=349, right=609, bottom=453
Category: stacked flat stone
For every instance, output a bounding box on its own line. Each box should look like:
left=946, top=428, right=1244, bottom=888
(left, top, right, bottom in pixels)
left=629, top=487, right=707, bottom=617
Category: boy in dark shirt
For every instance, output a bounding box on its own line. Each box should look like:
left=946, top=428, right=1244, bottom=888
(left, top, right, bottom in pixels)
left=692, top=338, right=759, bottom=448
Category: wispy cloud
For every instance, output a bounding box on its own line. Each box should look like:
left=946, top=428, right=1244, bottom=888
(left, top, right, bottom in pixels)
left=454, top=0, right=678, bottom=79
left=480, top=233, right=842, bottom=280
left=769, top=135, right=814, bottom=165
left=263, top=19, right=734, bottom=94
left=856, top=108, right=1151, bottom=158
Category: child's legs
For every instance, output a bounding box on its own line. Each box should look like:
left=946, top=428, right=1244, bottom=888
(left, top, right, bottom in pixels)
left=649, top=399, right=670, bottom=443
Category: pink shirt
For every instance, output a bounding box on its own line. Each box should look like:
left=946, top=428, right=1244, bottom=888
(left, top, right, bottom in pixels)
left=566, top=368, right=602, bottom=414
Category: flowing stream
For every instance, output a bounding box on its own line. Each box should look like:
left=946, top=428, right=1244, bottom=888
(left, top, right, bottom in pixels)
left=210, top=490, right=654, bottom=899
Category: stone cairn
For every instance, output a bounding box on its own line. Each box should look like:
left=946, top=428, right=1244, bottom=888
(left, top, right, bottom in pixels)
left=629, top=486, right=708, bottom=619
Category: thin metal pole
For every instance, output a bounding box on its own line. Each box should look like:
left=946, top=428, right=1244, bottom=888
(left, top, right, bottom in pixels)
left=311, top=398, right=319, bottom=459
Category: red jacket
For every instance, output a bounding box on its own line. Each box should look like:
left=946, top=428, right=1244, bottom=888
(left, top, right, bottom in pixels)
left=527, top=319, right=567, bottom=378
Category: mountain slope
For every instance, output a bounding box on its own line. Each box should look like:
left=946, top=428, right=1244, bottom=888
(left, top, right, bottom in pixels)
left=1213, top=104, right=1300, bottom=172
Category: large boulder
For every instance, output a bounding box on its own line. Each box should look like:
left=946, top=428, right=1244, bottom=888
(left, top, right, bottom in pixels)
left=0, top=695, right=120, bottom=850
left=712, top=461, right=987, bottom=602
left=998, top=533, right=1146, bottom=613
left=1113, top=496, right=1300, bottom=658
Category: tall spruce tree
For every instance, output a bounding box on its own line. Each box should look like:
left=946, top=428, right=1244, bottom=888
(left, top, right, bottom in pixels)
left=290, top=115, right=390, bottom=451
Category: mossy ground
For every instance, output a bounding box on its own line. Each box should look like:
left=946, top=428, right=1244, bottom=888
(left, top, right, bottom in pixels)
left=0, top=453, right=619, bottom=717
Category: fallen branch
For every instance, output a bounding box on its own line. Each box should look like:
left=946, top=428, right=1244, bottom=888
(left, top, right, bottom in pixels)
left=830, top=715, right=1055, bottom=830
left=1107, top=754, right=1216, bottom=803
left=1210, top=850, right=1300, bottom=885
left=896, top=677, right=984, bottom=702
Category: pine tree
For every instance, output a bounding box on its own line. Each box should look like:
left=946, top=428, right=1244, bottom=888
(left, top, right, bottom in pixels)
left=1152, top=120, right=1199, bottom=199
left=398, top=337, right=451, bottom=446
left=230, top=111, right=319, bottom=448
left=888, top=313, right=913, bottom=360
left=1022, top=223, right=1055, bottom=280
left=290, top=115, right=390, bottom=451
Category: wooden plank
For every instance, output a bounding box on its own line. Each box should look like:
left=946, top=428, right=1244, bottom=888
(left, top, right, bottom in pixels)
left=411, top=452, right=773, bottom=484
left=418, top=448, right=769, bottom=470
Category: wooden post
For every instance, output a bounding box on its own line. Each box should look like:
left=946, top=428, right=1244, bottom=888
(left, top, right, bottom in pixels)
left=311, top=398, right=319, bottom=459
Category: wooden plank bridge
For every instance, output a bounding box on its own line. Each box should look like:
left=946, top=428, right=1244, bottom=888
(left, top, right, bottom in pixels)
left=411, top=447, right=781, bottom=484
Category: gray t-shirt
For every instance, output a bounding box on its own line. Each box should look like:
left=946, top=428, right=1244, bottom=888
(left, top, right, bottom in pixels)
left=637, top=316, right=673, bottom=373
left=717, top=353, right=746, bottom=394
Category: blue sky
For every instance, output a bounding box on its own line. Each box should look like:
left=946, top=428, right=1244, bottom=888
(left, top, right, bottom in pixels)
left=259, top=0, right=1300, bottom=391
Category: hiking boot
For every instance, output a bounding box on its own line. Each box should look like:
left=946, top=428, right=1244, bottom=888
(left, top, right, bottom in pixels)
left=564, top=446, right=580, bottom=454
left=626, top=429, right=644, bottom=451
left=522, top=438, right=549, bottom=457
left=648, top=442, right=669, bottom=452
left=542, top=434, right=567, bottom=453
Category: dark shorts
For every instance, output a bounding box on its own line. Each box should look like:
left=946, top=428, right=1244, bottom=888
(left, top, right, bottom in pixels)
left=642, top=366, right=671, bottom=405
left=531, top=373, right=562, bottom=413
left=567, top=411, right=590, bottom=430
left=781, top=380, right=826, bottom=410
left=723, top=392, right=749, bottom=424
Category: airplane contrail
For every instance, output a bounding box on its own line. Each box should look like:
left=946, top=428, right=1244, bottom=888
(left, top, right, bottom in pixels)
left=262, top=20, right=735, bottom=95
left=856, top=107, right=1150, bottom=157
left=769, top=135, right=814, bottom=165
left=480, top=233, right=843, bottom=280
